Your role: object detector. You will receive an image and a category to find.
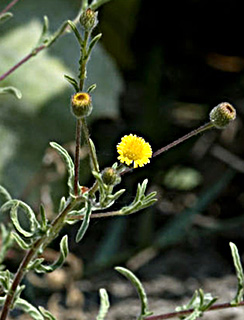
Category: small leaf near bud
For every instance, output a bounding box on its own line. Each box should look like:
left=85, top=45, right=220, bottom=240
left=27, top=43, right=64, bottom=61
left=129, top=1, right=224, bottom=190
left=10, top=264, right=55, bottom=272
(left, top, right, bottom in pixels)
left=80, top=8, right=98, bottom=32
left=71, top=92, right=93, bottom=118
left=209, top=102, right=236, bottom=129
left=102, top=167, right=121, bottom=186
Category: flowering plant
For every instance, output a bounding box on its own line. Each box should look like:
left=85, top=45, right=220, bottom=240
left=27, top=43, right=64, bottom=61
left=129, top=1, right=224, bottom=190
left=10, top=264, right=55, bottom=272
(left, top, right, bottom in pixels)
left=0, top=1, right=241, bottom=320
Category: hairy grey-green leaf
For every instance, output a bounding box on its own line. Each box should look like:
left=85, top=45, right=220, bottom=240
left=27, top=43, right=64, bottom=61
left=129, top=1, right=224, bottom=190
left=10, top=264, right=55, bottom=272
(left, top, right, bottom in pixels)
left=230, top=242, right=244, bottom=305
left=96, top=288, right=110, bottom=320
left=15, top=298, right=44, bottom=320
left=34, top=235, right=69, bottom=273
left=0, top=12, right=13, bottom=24
left=39, top=306, right=57, bottom=320
left=115, top=266, right=152, bottom=318
left=11, top=231, right=31, bottom=250
left=0, top=86, right=22, bottom=99
left=76, top=201, right=92, bottom=242
left=1, top=200, right=39, bottom=237
left=50, top=142, right=75, bottom=196
left=0, top=186, right=12, bottom=206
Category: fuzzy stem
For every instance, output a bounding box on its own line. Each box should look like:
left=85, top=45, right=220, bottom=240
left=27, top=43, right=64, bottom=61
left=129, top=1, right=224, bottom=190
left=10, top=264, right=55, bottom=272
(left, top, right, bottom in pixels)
left=144, top=301, right=244, bottom=320
left=0, top=0, right=20, bottom=15
left=153, top=122, right=214, bottom=158
left=74, top=119, right=82, bottom=196
left=81, top=117, right=99, bottom=172
left=0, top=199, right=76, bottom=320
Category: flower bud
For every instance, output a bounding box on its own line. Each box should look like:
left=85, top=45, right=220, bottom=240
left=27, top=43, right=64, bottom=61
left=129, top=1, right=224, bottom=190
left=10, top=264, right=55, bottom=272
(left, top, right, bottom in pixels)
left=209, top=102, right=236, bottom=129
left=102, top=167, right=121, bottom=186
left=71, top=92, right=93, bottom=118
left=80, top=8, right=98, bottom=32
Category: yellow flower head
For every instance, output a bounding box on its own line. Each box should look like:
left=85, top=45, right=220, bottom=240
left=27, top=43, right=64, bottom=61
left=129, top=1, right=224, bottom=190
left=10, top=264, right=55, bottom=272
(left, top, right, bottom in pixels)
left=117, top=134, right=152, bottom=168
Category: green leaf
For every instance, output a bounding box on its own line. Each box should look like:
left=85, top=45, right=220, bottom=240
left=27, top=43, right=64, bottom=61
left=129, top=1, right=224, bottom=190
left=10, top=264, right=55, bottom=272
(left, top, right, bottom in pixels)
left=0, top=86, right=22, bottom=99
left=0, top=12, right=13, bottom=24
left=33, top=235, right=69, bottom=273
left=39, top=306, right=57, bottom=320
left=88, top=33, right=102, bottom=56
left=0, top=224, right=13, bottom=263
left=115, top=266, right=153, bottom=319
left=64, top=74, right=79, bottom=92
left=0, top=269, right=11, bottom=291
left=96, top=288, right=110, bottom=320
left=11, top=231, right=31, bottom=250
left=0, top=185, right=12, bottom=207
left=50, top=142, right=75, bottom=196
left=15, top=298, right=44, bottom=320
left=39, top=204, right=48, bottom=232
left=67, top=20, right=83, bottom=45
left=230, top=242, right=244, bottom=305
left=75, top=201, right=92, bottom=242
left=0, top=20, right=71, bottom=112
left=1, top=200, right=39, bottom=237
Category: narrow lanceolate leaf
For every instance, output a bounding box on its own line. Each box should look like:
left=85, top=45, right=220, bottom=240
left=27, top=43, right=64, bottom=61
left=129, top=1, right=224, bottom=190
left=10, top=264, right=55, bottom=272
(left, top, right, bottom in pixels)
left=1, top=200, right=39, bottom=237
left=230, top=242, right=244, bottom=305
left=75, top=201, right=92, bottom=243
left=96, top=288, right=110, bottom=320
left=64, top=74, right=79, bottom=92
left=0, top=224, right=13, bottom=263
left=0, top=12, right=13, bottom=24
left=39, top=204, right=48, bottom=232
left=39, top=306, right=57, bottom=320
left=50, top=142, right=75, bottom=196
left=15, top=298, right=44, bottom=320
left=115, top=267, right=153, bottom=319
left=0, top=86, right=22, bottom=99
left=11, top=232, right=30, bottom=250
left=0, top=185, right=12, bottom=206
left=34, top=235, right=69, bottom=273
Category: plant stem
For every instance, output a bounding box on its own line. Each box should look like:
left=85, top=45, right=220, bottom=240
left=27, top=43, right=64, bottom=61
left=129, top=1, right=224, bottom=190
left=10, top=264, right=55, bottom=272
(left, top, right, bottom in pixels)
left=74, top=119, right=82, bottom=196
left=144, top=301, right=244, bottom=320
left=81, top=117, right=99, bottom=172
left=0, top=4, right=84, bottom=83
left=153, top=122, right=214, bottom=158
left=0, top=45, right=45, bottom=82
left=0, top=0, right=20, bottom=15
left=0, top=199, right=76, bottom=320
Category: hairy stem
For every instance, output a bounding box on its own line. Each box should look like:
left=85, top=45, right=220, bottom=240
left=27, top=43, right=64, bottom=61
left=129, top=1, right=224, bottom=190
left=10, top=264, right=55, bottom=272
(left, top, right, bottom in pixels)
left=144, top=301, right=244, bottom=320
left=0, top=0, right=20, bottom=15
left=153, top=122, right=214, bottom=158
left=74, top=119, right=82, bottom=196
left=0, top=199, right=76, bottom=320
left=81, top=117, right=99, bottom=172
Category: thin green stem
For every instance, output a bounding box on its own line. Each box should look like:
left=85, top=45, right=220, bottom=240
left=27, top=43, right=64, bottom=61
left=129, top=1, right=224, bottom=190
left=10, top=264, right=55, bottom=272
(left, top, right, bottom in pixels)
left=74, top=119, right=82, bottom=196
left=153, top=122, right=214, bottom=158
left=79, top=31, right=90, bottom=90
left=81, top=117, right=99, bottom=172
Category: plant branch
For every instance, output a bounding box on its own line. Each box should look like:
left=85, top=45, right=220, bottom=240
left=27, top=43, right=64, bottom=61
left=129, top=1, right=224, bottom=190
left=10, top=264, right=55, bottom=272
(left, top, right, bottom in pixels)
left=144, top=301, right=244, bottom=320
left=74, top=119, right=82, bottom=196
left=0, top=198, right=76, bottom=320
left=0, top=0, right=20, bottom=15
left=153, top=122, right=214, bottom=158
left=0, top=3, right=84, bottom=82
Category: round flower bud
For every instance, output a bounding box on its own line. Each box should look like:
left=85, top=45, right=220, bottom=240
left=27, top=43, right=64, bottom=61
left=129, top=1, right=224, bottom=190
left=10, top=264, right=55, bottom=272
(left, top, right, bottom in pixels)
left=209, top=102, right=236, bottom=129
left=71, top=92, right=93, bottom=118
left=102, top=167, right=121, bottom=186
left=80, top=8, right=98, bottom=32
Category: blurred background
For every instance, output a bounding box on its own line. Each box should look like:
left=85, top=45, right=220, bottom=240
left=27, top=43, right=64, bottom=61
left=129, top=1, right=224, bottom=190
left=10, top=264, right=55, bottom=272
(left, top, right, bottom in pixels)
left=1, top=0, right=244, bottom=319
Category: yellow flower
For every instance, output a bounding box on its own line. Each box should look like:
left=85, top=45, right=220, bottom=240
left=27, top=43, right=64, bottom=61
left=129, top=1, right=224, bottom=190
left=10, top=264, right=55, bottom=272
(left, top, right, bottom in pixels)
left=117, top=134, right=152, bottom=168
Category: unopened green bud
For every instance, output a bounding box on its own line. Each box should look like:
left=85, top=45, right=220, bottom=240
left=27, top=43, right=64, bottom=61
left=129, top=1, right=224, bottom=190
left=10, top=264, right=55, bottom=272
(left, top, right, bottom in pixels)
left=102, top=167, right=121, bottom=186
left=80, top=8, right=98, bottom=32
left=71, top=92, right=93, bottom=118
left=209, top=102, right=236, bottom=129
